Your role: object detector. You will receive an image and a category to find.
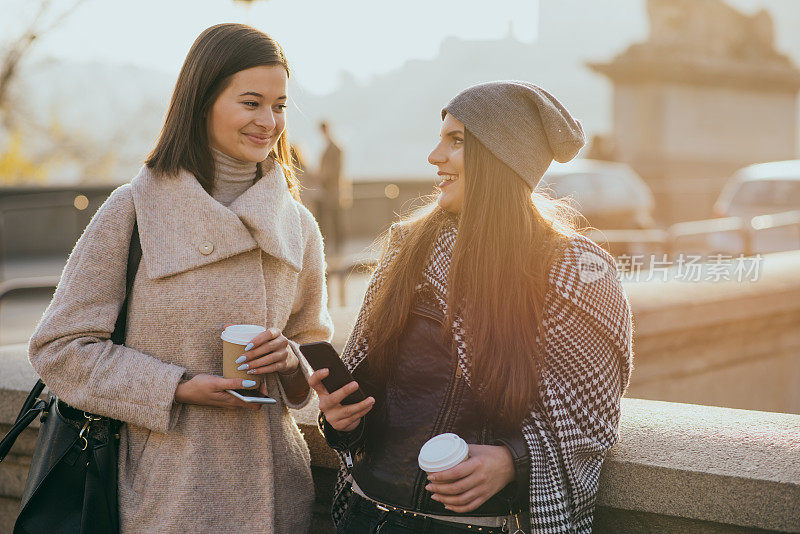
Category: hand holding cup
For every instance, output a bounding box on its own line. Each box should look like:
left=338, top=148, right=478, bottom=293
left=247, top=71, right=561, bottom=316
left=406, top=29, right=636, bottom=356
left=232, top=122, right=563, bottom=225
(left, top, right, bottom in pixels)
left=223, top=325, right=299, bottom=376
left=423, top=442, right=515, bottom=513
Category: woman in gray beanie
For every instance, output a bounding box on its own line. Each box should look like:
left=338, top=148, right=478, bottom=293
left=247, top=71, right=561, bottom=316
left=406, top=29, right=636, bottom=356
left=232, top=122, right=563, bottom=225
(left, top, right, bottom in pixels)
left=311, top=81, right=633, bottom=533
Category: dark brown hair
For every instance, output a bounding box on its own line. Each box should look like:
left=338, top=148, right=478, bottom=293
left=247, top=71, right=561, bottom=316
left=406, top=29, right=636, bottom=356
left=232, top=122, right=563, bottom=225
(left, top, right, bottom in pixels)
left=146, top=23, right=298, bottom=197
left=364, top=129, right=583, bottom=429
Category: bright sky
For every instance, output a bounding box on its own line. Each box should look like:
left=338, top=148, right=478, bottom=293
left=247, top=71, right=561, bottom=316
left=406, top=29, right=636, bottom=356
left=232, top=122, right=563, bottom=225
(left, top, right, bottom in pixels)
left=5, top=0, right=540, bottom=95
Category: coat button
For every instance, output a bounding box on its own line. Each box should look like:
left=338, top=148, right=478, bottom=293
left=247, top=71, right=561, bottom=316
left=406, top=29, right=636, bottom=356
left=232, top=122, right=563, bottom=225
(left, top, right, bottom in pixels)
left=198, top=242, right=214, bottom=255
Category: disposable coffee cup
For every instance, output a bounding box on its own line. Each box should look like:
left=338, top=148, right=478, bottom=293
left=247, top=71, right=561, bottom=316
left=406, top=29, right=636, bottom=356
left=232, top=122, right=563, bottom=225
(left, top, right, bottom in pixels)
left=221, top=325, right=266, bottom=389
left=418, top=433, right=469, bottom=473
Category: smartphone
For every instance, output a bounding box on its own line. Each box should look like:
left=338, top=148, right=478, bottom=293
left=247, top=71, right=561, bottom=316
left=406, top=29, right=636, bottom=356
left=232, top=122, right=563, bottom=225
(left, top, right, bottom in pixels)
left=226, top=389, right=277, bottom=405
left=300, top=342, right=367, bottom=405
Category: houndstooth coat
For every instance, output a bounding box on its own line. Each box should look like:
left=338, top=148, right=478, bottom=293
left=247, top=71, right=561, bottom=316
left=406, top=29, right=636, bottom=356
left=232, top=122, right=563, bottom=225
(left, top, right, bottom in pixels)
left=327, top=220, right=633, bottom=533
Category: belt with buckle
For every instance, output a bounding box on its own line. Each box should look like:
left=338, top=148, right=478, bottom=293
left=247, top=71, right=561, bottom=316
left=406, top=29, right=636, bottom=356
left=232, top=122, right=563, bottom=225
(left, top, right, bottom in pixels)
left=351, top=491, right=510, bottom=532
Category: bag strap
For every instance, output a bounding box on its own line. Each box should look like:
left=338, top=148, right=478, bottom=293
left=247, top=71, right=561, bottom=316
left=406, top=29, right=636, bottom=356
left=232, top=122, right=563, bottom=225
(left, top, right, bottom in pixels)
left=111, top=220, right=141, bottom=346
left=0, top=399, right=48, bottom=461
left=14, top=380, right=46, bottom=424
left=0, top=219, right=141, bottom=462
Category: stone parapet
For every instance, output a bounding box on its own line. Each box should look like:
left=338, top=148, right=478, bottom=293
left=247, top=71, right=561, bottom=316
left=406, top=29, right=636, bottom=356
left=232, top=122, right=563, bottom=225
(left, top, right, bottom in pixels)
left=594, top=398, right=799, bottom=533
left=624, top=249, right=800, bottom=414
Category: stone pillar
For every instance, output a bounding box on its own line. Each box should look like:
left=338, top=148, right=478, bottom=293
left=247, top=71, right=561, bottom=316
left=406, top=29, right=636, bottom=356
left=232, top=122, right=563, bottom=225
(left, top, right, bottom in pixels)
left=589, top=0, right=800, bottom=224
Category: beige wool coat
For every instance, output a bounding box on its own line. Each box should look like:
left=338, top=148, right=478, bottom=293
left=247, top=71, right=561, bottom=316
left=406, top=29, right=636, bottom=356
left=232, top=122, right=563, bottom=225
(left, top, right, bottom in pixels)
left=28, top=161, right=333, bottom=533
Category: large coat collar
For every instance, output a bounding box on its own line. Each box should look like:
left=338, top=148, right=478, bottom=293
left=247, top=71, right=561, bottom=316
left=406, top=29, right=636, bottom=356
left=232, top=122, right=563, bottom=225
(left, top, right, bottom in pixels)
left=130, top=161, right=303, bottom=280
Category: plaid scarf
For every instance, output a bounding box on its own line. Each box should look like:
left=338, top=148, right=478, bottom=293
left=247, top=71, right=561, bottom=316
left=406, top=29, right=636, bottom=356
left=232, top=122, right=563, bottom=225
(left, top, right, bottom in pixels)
left=327, top=221, right=633, bottom=533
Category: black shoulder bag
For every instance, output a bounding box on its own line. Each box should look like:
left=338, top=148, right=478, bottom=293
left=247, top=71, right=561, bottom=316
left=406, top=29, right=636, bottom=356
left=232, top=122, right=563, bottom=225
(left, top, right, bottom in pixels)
left=0, top=221, right=141, bottom=534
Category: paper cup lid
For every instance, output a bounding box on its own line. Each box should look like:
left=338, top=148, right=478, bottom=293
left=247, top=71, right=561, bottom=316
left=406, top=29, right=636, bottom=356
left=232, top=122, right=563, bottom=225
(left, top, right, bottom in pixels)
left=418, top=433, right=468, bottom=473
left=221, top=325, right=266, bottom=345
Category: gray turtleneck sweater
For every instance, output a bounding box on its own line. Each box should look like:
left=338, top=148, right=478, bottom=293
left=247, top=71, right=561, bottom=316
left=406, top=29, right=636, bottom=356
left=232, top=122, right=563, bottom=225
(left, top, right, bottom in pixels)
left=210, top=147, right=257, bottom=207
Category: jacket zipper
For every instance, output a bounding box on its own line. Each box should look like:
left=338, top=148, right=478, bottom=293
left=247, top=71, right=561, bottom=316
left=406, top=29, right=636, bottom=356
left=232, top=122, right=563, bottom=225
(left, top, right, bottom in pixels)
left=410, top=310, right=465, bottom=510
left=479, top=424, right=490, bottom=445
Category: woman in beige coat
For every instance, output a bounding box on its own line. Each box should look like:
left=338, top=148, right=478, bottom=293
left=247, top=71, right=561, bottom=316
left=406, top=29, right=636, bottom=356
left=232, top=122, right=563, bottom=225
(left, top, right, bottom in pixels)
left=27, top=24, right=332, bottom=533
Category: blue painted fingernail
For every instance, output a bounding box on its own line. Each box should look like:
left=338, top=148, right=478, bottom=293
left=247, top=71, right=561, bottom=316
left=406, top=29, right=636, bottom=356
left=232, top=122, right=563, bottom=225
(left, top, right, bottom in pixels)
left=245, top=343, right=254, bottom=351
left=238, top=363, right=249, bottom=371
left=242, top=380, right=256, bottom=387
left=235, top=355, right=246, bottom=364
left=246, top=370, right=255, bottom=374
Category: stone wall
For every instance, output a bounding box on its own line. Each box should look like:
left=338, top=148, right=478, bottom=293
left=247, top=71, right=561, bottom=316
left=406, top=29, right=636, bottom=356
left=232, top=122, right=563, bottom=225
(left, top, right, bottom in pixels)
left=625, top=249, right=800, bottom=414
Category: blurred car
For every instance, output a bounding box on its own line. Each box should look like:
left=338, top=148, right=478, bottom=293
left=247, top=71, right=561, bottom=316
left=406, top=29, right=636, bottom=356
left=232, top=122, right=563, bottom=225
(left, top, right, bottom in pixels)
left=537, top=159, right=656, bottom=229
left=710, top=160, right=800, bottom=254
left=713, top=160, right=800, bottom=218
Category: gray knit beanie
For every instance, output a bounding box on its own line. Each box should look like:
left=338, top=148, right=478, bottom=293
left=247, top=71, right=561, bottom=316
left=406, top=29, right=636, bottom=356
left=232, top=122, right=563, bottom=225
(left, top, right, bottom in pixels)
left=442, top=80, right=585, bottom=189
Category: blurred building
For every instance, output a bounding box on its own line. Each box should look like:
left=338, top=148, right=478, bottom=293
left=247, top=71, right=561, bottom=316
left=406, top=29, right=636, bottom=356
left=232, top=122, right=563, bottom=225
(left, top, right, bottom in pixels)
left=590, top=0, right=800, bottom=225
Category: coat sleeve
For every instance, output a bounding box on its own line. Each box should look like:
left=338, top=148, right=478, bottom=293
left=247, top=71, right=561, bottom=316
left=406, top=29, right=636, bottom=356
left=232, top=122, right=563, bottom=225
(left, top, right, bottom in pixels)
left=279, top=210, right=334, bottom=409
left=523, top=236, right=633, bottom=533
left=27, top=185, right=187, bottom=433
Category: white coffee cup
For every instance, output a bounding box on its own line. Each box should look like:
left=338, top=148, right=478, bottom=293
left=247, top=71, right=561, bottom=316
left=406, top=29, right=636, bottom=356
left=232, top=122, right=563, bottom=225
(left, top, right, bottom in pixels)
left=418, top=433, right=469, bottom=473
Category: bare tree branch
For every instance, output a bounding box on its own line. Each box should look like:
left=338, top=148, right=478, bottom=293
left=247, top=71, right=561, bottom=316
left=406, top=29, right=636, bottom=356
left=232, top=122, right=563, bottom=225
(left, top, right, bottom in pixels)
left=0, top=0, right=87, bottom=127
left=41, top=0, right=87, bottom=35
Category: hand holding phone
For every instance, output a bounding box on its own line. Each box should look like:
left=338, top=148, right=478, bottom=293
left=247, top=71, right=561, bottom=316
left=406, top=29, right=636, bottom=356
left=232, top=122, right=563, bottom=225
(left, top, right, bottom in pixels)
left=300, top=342, right=367, bottom=405
left=301, top=342, right=375, bottom=432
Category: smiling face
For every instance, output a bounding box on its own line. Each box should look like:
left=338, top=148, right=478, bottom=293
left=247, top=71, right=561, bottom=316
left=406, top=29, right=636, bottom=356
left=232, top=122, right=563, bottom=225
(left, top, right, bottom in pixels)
left=428, top=113, right=466, bottom=214
left=207, top=65, right=288, bottom=163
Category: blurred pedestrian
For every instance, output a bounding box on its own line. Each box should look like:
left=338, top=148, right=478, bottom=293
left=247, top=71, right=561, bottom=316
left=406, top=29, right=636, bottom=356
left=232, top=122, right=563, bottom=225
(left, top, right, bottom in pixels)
left=318, top=120, right=350, bottom=254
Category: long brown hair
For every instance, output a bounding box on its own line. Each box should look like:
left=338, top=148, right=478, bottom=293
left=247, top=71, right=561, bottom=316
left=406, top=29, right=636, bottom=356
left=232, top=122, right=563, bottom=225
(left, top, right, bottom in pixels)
left=146, top=23, right=298, bottom=198
left=364, top=130, right=583, bottom=429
